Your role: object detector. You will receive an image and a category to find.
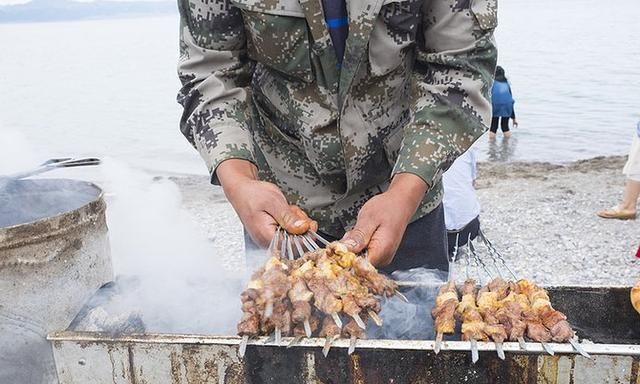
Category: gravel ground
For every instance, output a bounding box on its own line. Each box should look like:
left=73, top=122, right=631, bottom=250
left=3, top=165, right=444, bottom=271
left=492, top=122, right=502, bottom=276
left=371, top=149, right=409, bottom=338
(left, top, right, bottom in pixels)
left=171, top=155, right=640, bottom=287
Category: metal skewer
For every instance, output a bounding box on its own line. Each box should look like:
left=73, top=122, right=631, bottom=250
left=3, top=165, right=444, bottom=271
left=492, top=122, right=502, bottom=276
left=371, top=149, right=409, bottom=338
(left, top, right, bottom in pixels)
left=368, top=310, right=383, bottom=326
left=301, top=235, right=319, bottom=251
left=495, top=342, right=505, bottom=360
left=352, top=314, right=366, bottom=330
left=264, top=302, right=274, bottom=318
left=569, top=339, right=591, bottom=358
left=541, top=342, right=555, bottom=356
left=309, top=231, right=330, bottom=246
left=274, top=327, right=282, bottom=346
left=280, top=229, right=287, bottom=259
left=322, top=335, right=339, bottom=357
left=517, top=337, right=527, bottom=350
left=286, top=335, right=303, bottom=349
left=331, top=313, right=343, bottom=328
left=303, top=319, right=312, bottom=338
left=293, top=236, right=304, bottom=258
left=395, top=291, right=409, bottom=303
left=268, top=228, right=279, bottom=255
left=434, top=332, right=443, bottom=354
left=470, top=339, right=479, bottom=363
left=286, top=233, right=295, bottom=260
left=478, top=229, right=517, bottom=280
left=239, top=335, right=249, bottom=357
left=348, top=336, right=357, bottom=355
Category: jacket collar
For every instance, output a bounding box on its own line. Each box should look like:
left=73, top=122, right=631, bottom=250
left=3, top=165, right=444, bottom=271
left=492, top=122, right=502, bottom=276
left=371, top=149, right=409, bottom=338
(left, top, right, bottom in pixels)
left=298, top=0, right=385, bottom=105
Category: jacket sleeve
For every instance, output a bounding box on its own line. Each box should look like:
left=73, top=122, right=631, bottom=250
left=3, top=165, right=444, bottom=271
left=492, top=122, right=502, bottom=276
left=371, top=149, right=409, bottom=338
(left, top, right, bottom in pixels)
left=177, top=0, right=255, bottom=184
left=392, top=0, right=498, bottom=187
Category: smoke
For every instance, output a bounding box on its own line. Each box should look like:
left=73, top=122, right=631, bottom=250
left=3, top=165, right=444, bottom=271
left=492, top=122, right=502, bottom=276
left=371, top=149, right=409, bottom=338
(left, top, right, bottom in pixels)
left=0, top=128, right=40, bottom=175
left=76, top=158, right=248, bottom=335
left=367, top=268, right=447, bottom=340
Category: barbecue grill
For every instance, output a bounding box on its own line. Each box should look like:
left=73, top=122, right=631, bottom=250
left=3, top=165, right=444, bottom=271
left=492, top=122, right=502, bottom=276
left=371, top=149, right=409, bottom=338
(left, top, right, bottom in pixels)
left=48, top=282, right=640, bottom=383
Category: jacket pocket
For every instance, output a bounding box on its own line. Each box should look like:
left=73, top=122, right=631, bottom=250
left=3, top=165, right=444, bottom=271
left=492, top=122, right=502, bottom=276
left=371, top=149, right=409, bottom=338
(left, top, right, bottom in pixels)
left=471, top=0, right=498, bottom=31
left=232, top=0, right=313, bottom=82
left=368, top=0, right=421, bottom=76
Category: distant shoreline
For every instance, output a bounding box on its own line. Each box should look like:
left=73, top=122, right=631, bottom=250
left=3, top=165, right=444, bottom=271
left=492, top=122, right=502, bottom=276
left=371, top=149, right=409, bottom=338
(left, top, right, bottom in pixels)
left=0, top=0, right=176, bottom=24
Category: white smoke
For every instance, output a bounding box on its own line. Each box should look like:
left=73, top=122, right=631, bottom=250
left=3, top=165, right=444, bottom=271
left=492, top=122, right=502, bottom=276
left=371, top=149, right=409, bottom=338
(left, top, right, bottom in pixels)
left=89, top=159, right=247, bottom=335
left=0, top=128, right=40, bottom=175
left=367, top=268, right=446, bottom=340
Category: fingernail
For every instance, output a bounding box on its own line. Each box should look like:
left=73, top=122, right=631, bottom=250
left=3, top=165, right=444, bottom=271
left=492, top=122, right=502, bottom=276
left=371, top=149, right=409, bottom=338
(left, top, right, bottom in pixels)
left=343, top=239, right=358, bottom=248
left=293, top=220, right=305, bottom=227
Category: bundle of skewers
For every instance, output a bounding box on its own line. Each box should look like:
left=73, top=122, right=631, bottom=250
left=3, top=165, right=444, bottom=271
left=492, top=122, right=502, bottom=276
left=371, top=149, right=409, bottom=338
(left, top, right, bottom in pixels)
left=237, top=236, right=407, bottom=357
left=431, top=230, right=590, bottom=363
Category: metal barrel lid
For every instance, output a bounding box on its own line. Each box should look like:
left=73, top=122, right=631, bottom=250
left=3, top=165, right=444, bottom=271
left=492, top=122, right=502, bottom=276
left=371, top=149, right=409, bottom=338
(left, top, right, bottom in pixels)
left=0, top=178, right=106, bottom=254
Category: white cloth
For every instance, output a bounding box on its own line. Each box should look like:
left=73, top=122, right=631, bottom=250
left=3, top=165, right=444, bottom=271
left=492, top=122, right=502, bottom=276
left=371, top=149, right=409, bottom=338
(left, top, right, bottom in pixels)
left=442, top=148, right=480, bottom=231
left=623, top=135, right=640, bottom=181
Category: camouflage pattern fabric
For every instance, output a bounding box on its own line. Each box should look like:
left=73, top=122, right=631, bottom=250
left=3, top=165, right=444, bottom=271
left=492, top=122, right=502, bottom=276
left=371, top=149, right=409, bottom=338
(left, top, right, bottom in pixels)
left=177, top=0, right=498, bottom=238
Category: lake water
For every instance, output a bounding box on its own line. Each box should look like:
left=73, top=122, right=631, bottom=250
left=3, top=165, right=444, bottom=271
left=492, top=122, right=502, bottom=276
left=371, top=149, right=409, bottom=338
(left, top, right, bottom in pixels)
left=1, top=0, right=639, bottom=175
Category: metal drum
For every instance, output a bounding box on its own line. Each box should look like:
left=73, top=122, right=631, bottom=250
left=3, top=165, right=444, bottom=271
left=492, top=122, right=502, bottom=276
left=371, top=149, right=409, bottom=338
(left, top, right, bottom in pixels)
left=0, top=178, right=113, bottom=384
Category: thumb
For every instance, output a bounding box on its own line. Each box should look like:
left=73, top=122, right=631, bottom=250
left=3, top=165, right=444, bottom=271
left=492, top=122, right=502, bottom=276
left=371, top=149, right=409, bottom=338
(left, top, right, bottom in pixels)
left=267, top=201, right=310, bottom=235
left=340, top=220, right=378, bottom=254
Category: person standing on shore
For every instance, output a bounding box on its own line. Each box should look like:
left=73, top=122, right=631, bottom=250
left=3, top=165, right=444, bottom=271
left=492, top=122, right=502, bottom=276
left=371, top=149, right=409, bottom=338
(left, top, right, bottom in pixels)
left=597, top=120, right=640, bottom=220
left=442, top=148, right=481, bottom=255
left=176, top=0, right=497, bottom=273
left=490, top=66, right=518, bottom=139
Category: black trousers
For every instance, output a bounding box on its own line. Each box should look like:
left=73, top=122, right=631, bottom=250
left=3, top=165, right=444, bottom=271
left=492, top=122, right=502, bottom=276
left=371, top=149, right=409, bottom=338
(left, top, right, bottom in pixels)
left=490, top=116, right=510, bottom=133
left=446, top=215, right=480, bottom=256
left=244, top=204, right=449, bottom=273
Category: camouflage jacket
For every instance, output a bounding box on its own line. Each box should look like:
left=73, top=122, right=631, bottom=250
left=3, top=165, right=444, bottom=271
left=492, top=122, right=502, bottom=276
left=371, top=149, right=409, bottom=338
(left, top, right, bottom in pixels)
left=177, top=0, right=498, bottom=237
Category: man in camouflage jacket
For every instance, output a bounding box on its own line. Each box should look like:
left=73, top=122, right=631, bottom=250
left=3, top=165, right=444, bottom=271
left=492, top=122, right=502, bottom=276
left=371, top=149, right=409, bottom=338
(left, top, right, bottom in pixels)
left=177, top=0, right=497, bottom=271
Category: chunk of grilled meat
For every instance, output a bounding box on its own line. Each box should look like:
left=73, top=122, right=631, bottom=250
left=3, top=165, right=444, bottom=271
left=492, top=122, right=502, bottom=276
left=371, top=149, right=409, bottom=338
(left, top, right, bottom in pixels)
left=432, top=281, right=459, bottom=335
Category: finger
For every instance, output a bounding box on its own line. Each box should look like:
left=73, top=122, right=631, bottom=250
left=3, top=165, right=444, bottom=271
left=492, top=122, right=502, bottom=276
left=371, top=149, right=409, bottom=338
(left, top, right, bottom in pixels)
left=268, top=203, right=309, bottom=235
left=366, top=222, right=403, bottom=267
left=250, top=216, right=279, bottom=248
left=340, top=220, right=378, bottom=254
left=288, top=205, right=316, bottom=234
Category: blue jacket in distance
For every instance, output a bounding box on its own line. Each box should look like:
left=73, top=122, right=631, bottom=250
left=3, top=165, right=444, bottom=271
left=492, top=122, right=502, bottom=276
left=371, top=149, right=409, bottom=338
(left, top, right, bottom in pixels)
left=491, top=80, right=514, bottom=117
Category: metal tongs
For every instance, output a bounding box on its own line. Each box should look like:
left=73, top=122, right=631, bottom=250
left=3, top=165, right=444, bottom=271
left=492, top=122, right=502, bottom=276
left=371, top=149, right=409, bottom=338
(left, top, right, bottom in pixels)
left=0, top=157, right=101, bottom=188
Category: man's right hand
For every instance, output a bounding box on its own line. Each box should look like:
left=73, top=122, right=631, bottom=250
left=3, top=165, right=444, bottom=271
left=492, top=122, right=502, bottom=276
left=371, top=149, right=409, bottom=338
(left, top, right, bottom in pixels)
left=216, top=159, right=317, bottom=247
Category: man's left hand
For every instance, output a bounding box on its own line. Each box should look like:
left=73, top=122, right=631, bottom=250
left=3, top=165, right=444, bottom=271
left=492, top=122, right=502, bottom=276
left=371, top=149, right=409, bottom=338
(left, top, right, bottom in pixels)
left=340, top=173, right=428, bottom=267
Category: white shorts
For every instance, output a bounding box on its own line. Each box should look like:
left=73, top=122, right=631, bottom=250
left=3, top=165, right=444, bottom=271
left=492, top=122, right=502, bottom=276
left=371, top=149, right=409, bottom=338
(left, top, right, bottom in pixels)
left=623, top=136, right=640, bottom=181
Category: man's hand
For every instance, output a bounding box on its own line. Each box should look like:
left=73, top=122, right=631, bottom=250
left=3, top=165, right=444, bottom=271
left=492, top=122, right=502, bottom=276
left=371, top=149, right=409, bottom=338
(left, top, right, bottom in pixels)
left=217, top=159, right=317, bottom=247
left=513, top=119, right=519, bottom=128
left=341, top=173, right=428, bottom=267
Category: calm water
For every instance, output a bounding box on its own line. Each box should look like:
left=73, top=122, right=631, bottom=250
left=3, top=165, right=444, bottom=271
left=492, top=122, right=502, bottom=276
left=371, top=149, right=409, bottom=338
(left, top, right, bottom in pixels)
left=1, top=0, right=639, bottom=175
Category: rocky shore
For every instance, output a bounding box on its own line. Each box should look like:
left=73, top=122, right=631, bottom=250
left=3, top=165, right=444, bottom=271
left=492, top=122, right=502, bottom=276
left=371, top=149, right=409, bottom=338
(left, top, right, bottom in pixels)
left=171, top=155, right=639, bottom=286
